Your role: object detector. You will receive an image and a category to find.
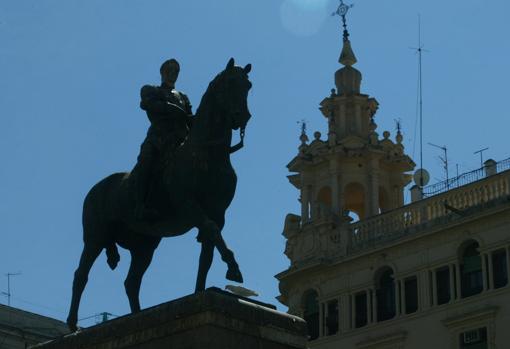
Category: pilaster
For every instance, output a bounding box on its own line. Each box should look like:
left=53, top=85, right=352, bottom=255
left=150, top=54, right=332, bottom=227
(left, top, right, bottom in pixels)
left=449, top=264, right=455, bottom=302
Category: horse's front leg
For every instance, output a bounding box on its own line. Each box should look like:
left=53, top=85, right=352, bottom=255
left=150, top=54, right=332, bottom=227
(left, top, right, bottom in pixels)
left=198, top=216, right=243, bottom=284
left=181, top=201, right=243, bottom=288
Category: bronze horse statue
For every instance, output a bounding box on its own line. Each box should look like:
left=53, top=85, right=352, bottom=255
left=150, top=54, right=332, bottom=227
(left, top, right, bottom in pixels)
left=67, top=58, right=252, bottom=331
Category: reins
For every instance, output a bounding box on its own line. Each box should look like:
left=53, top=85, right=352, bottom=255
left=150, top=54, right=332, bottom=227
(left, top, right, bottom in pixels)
left=189, top=125, right=245, bottom=154
left=229, top=126, right=245, bottom=154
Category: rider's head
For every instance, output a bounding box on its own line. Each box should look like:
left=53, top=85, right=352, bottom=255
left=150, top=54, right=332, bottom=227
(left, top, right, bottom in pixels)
left=160, top=59, right=180, bottom=88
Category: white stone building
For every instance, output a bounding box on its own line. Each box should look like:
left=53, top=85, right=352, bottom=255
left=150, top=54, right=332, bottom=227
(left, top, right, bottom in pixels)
left=276, top=24, right=510, bottom=349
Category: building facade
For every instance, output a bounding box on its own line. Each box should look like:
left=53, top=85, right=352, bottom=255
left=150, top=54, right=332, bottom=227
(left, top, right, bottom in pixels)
left=0, top=304, right=68, bottom=349
left=276, top=27, right=510, bottom=349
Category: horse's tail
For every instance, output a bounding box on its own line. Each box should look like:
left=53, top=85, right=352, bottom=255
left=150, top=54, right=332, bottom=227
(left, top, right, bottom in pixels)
left=106, top=243, right=120, bottom=270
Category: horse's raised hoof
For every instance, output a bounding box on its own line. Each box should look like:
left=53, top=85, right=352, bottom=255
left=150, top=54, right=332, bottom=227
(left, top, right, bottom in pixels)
left=226, top=268, right=243, bottom=283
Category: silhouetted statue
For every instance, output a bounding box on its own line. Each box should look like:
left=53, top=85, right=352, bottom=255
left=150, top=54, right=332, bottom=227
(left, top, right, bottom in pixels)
left=67, top=58, right=252, bottom=331
left=136, top=59, right=193, bottom=219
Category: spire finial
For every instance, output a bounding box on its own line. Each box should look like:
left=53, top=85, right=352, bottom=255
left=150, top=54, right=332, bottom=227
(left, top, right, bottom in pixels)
left=395, top=118, right=402, bottom=133
left=298, top=120, right=309, bottom=145
left=332, top=0, right=354, bottom=42
left=333, top=0, right=357, bottom=66
left=395, top=118, right=403, bottom=144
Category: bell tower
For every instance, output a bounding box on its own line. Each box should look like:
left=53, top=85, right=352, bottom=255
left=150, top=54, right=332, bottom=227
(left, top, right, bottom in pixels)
left=286, top=3, right=415, bottom=225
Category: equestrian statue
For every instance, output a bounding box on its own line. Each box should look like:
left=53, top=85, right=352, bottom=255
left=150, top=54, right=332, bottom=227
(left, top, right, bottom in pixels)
left=67, top=58, right=252, bottom=331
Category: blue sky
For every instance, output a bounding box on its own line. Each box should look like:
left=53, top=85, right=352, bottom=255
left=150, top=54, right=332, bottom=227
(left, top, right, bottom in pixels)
left=1, top=0, right=509, bottom=327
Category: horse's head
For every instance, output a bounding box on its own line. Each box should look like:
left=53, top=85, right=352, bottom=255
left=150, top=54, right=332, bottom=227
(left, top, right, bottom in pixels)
left=214, top=58, right=252, bottom=131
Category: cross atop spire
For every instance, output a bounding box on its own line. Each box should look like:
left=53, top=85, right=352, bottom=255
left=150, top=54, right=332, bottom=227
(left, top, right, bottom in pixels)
left=332, top=0, right=354, bottom=42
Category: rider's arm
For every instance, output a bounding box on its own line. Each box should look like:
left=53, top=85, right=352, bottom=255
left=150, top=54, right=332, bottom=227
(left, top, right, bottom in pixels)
left=180, top=93, right=193, bottom=115
left=140, top=85, right=175, bottom=114
left=179, top=93, right=194, bottom=129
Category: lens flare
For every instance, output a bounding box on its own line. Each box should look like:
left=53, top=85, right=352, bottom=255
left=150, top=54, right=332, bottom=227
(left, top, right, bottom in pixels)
left=280, top=0, right=330, bottom=37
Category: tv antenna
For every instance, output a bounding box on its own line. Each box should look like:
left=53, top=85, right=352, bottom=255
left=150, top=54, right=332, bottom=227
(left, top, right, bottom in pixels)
left=474, top=147, right=489, bottom=168
left=97, top=312, right=115, bottom=324
left=79, top=312, right=118, bottom=325
left=429, top=143, right=449, bottom=189
left=2, top=272, right=21, bottom=306
left=410, top=15, right=429, bottom=188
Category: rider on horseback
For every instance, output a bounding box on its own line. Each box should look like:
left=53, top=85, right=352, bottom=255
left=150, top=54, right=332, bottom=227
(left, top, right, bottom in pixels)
left=135, top=59, right=193, bottom=219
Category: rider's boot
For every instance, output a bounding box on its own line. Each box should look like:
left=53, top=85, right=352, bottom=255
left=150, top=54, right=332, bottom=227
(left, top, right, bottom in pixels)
left=135, top=159, right=159, bottom=220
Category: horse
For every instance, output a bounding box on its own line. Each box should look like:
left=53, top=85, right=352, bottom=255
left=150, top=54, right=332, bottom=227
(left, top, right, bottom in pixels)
left=66, top=58, right=252, bottom=331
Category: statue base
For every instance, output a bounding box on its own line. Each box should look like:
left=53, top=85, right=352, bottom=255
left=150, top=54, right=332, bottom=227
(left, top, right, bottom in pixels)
left=31, top=288, right=307, bottom=349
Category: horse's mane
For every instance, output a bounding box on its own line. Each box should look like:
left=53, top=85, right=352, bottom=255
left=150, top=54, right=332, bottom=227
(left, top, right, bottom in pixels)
left=194, top=70, right=225, bottom=117
left=182, top=64, right=249, bottom=150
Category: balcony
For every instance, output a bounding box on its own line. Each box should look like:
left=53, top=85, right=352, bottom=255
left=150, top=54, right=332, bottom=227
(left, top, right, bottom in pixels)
left=349, top=167, right=510, bottom=253
left=282, top=159, right=510, bottom=272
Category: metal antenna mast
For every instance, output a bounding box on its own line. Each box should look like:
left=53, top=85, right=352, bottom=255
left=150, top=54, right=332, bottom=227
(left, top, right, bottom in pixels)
left=414, top=15, right=426, bottom=186
left=2, top=272, right=21, bottom=306
left=418, top=16, right=423, bottom=183
left=429, top=143, right=449, bottom=189
left=474, top=147, right=489, bottom=168
left=78, top=312, right=117, bottom=325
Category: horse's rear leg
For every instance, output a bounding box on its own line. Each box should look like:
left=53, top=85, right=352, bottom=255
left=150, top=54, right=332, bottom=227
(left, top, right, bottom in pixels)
left=67, top=243, right=102, bottom=331
left=124, top=242, right=158, bottom=313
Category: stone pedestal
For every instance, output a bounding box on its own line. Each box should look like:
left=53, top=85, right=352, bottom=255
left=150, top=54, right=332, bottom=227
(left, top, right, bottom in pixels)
left=31, top=288, right=307, bottom=349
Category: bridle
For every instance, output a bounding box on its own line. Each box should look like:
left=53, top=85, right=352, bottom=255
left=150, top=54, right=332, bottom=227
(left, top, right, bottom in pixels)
left=191, top=124, right=245, bottom=153
left=191, top=67, right=249, bottom=154
left=229, top=126, right=245, bottom=154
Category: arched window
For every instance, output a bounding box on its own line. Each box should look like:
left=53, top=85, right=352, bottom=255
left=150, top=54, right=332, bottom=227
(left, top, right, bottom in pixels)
left=460, top=241, right=483, bottom=298
left=376, top=267, right=396, bottom=322
left=344, top=182, right=365, bottom=219
left=302, top=290, right=319, bottom=340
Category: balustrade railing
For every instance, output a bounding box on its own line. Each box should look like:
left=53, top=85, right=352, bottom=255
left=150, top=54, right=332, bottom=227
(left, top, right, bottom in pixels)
left=422, top=157, right=510, bottom=197
left=349, top=169, right=510, bottom=252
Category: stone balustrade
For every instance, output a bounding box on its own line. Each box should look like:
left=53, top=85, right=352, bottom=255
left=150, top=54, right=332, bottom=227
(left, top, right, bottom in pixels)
left=349, top=170, right=510, bottom=252
left=283, top=169, right=510, bottom=267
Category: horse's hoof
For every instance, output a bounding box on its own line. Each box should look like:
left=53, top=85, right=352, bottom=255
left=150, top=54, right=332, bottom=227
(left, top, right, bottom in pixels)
left=67, top=318, right=78, bottom=332
left=226, top=268, right=243, bottom=283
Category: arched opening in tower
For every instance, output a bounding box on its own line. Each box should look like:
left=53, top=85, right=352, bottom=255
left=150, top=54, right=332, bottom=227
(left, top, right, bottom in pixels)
left=344, top=182, right=365, bottom=220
